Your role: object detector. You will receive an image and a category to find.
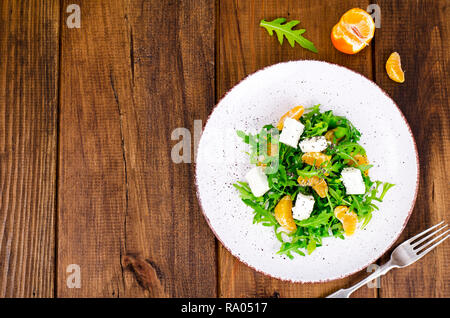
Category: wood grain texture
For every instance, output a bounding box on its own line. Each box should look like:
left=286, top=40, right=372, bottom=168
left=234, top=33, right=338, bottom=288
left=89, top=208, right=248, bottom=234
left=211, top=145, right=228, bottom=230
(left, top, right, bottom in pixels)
left=0, top=0, right=447, bottom=298
left=58, top=0, right=216, bottom=297
left=373, top=0, right=449, bottom=298
left=217, top=0, right=377, bottom=298
left=58, top=0, right=129, bottom=297
left=117, top=0, right=216, bottom=297
left=0, top=0, right=59, bottom=297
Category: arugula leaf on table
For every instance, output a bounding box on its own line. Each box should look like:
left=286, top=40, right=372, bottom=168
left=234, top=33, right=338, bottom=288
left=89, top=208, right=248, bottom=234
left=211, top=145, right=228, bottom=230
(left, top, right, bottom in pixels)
left=260, top=18, right=318, bottom=53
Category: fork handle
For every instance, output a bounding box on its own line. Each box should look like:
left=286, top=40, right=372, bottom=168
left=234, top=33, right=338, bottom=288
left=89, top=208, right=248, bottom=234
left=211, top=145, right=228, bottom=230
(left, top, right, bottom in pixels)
left=327, top=260, right=396, bottom=298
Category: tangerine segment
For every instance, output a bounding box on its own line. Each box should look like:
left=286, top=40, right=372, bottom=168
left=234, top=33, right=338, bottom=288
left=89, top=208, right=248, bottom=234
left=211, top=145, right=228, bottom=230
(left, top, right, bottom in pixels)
left=348, top=153, right=370, bottom=176
left=334, top=205, right=348, bottom=219
left=354, top=154, right=369, bottom=176
left=334, top=206, right=358, bottom=236
left=267, top=143, right=278, bottom=157
left=277, top=106, right=305, bottom=130
left=325, top=128, right=344, bottom=144
left=312, top=179, right=328, bottom=198
left=302, top=152, right=332, bottom=168
left=274, top=195, right=296, bottom=232
left=331, top=8, right=375, bottom=54
left=297, top=176, right=328, bottom=198
left=297, top=175, right=319, bottom=187
left=386, top=52, right=405, bottom=83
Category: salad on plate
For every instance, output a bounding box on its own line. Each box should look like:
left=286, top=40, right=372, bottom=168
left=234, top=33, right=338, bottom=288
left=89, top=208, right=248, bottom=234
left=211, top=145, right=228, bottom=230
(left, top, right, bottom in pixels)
left=234, top=105, right=394, bottom=259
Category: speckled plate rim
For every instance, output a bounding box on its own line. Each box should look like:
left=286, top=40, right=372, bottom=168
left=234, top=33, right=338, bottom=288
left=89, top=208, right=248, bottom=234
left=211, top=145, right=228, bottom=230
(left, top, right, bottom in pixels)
left=195, top=59, right=420, bottom=283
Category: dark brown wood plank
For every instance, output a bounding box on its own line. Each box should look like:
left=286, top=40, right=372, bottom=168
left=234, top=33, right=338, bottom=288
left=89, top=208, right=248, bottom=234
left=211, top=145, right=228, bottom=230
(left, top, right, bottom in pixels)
left=58, top=0, right=128, bottom=297
left=58, top=0, right=216, bottom=297
left=374, top=0, right=449, bottom=298
left=217, top=0, right=376, bottom=298
left=0, top=0, right=59, bottom=297
left=119, top=0, right=217, bottom=298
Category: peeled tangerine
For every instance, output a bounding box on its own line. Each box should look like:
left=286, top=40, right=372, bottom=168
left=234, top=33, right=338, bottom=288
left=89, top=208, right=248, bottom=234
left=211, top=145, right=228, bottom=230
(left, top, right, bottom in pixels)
left=277, top=106, right=305, bottom=130
left=297, top=175, right=328, bottom=198
left=334, top=206, right=358, bottom=236
left=302, top=152, right=332, bottom=169
left=331, top=8, right=375, bottom=54
left=274, top=195, right=297, bottom=232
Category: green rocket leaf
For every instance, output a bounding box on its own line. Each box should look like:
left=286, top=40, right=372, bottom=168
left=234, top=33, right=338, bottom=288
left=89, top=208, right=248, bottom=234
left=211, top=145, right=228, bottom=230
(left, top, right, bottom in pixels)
left=260, top=18, right=318, bottom=53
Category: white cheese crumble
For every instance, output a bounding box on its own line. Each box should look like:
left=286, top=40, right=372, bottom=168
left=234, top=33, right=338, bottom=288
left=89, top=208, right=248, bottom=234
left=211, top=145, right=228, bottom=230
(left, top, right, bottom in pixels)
left=292, top=193, right=315, bottom=221
left=299, top=136, right=329, bottom=153
left=245, top=166, right=270, bottom=197
left=341, top=167, right=365, bottom=195
left=279, top=117, right=304, bottom=148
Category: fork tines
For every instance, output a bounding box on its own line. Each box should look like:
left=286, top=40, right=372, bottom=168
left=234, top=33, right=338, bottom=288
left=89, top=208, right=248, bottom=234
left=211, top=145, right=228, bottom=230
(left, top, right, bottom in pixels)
left=408, top=221, right=449, bottom=256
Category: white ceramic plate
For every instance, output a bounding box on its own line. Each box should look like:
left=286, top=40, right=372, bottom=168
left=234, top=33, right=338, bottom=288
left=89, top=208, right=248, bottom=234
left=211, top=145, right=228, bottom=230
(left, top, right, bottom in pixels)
left=196, top=60, right=419, bottom=283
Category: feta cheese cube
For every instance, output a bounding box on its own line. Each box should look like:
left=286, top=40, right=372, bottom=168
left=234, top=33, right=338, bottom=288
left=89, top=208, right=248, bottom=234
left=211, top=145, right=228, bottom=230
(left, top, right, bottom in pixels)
left=245, top=166, right=270, bottom=197
left=279, top=117, right=304, bottom=148
left=299, top=136, right=329, bottom=153
left=292, top=193, right=315, bottom=221
left=341, top=167, right=365, bottom=195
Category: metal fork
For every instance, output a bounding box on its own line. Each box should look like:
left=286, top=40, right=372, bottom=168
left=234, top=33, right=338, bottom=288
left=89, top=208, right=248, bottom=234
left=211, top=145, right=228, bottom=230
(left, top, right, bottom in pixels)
left=327, top=221, right=449, bottom=298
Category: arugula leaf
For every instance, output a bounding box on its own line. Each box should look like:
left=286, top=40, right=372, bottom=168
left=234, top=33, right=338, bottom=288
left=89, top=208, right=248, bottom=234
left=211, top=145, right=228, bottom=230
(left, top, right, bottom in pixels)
left=242, top=199, right=277, bottom=227
left=260, top=18, right=318, bottom=53
left=306, top=239, right=317, bottom=255
left=233, top=182, right=257, bottom=201
left=379, top=182, right=395, bottom=200
left=277, top=242, right=306, bottom=259
left=297, top=212, right=333, bottom=227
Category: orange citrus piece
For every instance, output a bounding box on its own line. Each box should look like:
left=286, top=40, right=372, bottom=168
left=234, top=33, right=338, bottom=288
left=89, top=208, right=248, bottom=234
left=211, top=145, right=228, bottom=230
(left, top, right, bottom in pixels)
left=331, top=8, right=375, bottom=54
left=277, top=106, right=305, bottom=130
left=274, top=195, right=297, bottom=232
left=345, top=153, right=370, bottom=176
left=355, top=153, right=369, bottom=176
left=325, top=128, right=344, bottom=144
left=297, top=175, right=318, bottom=187
left=334, top=206, right=358, bottom=236
left=386, top=52, right=405, bottom=83
left=324, top=129, right=334, bottom=142
left=267, top=142, right=278, bottom=157
left=302, top=152, right=332, bottom=169
left=297, top=176, right=328, bottom=198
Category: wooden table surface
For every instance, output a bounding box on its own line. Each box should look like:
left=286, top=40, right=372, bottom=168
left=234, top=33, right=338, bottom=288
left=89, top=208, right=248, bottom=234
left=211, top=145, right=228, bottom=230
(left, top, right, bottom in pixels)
left=0, top=0, right=448, bottom=298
